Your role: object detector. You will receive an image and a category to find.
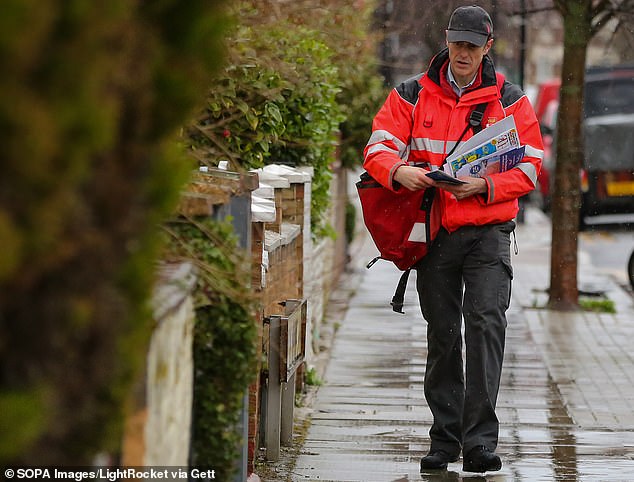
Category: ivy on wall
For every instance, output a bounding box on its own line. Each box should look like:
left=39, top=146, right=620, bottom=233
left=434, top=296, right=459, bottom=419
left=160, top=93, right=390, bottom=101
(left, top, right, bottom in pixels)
left=163, top=217, right=256, bottom=480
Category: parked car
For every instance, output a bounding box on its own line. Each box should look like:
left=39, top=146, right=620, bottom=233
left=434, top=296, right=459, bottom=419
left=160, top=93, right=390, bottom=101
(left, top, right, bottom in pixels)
left=535, top=65, right=634, bottom=224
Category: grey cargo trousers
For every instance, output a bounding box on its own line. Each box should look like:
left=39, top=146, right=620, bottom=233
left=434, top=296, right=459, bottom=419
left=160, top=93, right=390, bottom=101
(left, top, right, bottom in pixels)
left=415, top=221, right=515, bottom=457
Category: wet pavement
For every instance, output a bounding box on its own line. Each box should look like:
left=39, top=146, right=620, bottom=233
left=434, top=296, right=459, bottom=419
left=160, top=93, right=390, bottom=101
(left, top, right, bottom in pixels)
left=266, top=207, right=634, bottom=482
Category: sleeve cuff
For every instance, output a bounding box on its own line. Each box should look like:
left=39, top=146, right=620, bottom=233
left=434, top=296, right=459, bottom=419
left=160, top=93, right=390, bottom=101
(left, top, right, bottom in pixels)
left=485, top=176, right=494, bottom=203
left=389, top=162, right=407, bottom=191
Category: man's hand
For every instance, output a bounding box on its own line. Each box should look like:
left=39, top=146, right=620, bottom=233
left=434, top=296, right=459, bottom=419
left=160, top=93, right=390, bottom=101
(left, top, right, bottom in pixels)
left=393, top=165, right=487, bottom=200
left=393, top=165, right=437, bottom=191
left=439, top=176, right=487, bottom=200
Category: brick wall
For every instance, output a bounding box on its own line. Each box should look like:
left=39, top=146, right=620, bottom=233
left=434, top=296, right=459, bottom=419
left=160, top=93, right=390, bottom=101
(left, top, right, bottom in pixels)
left=120, top=164, right=350, bottom=477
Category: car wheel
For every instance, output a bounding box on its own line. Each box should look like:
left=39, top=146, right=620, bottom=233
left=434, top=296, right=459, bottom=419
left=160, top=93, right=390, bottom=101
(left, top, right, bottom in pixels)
left=578, top=209, right=587, bottom=231
left=628, top=250, right=634, bottom=291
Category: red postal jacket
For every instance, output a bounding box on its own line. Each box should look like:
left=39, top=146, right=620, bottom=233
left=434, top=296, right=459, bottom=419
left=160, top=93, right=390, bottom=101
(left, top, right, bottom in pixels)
left=363, top=49, right=544, bottom=233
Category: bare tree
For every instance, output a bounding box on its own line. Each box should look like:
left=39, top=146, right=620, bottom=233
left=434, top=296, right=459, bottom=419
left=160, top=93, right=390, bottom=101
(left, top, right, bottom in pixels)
left=548, top=0, right=634, bottom=310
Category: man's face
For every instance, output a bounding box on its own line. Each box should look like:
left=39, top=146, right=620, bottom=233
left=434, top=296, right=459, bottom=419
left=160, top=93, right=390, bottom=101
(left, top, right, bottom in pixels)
left=446, top=38, right=493, bottom=86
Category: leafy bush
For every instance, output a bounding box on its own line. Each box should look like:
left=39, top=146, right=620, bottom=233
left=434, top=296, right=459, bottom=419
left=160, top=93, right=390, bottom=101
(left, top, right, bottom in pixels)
left=187, top=0, right=385, bottom=237
left=188, top=20, right=344, bottom=237
left=0, top=0, right=229, bottom=465
left=287, top=1, right=387, bottom=169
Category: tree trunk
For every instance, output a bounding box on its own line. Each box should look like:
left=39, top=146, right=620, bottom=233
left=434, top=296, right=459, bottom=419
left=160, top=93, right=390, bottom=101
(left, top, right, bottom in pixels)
left=548, top=1, right=592, bottom=310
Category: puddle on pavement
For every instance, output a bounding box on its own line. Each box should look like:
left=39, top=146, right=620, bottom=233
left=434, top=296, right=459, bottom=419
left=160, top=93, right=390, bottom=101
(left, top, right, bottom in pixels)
left=290, top=292, right=634, bottom=482
left=299, top=369, right=634, bottom=481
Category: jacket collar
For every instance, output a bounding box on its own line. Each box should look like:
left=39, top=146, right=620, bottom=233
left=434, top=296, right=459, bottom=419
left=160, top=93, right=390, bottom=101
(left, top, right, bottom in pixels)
left=423, top=48, right=500, bottom=102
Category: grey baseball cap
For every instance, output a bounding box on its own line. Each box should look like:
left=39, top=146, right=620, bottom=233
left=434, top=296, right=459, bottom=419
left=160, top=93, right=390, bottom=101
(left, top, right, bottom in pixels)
left=447, top=5, right=493, bottom=47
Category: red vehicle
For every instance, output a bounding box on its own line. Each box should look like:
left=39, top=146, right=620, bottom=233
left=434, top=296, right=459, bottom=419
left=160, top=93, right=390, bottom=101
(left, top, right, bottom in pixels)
left=534, top=66, right=634, bottom=224
left=533, top=79, right=560, bottom=208
left=534, top=78, right=561, bottom=125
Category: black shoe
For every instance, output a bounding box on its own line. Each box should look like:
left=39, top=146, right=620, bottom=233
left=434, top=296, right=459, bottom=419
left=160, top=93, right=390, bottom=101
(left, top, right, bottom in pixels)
left=462, top=445, right=502, bottom=473
left=420, top=449, right=459, bottom=471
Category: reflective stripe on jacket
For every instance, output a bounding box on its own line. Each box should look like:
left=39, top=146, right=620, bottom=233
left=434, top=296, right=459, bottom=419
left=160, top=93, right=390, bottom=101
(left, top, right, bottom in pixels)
left=363, top=48, right=544, bottom=233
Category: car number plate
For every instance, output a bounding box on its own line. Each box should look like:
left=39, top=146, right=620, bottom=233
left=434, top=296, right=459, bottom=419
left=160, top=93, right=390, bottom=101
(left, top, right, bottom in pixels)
left=606, top=180, right=634, bottom=196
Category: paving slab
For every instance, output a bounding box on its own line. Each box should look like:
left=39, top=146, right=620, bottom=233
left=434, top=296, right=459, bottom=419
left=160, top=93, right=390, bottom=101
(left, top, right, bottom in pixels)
left=262, top=207, right=634, bottom=481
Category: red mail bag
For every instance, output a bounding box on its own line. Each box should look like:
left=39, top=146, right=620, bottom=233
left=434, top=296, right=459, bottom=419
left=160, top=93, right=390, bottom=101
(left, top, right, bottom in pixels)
left=356, top=172, right=439, bottom=271
left=356, top=172, right=441, bottom=313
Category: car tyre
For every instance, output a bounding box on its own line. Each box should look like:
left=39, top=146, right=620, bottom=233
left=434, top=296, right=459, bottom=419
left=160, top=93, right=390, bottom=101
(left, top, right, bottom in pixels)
left=627, top=251, right=634, bottom=290
left=578, top=209, right=587, bottom=232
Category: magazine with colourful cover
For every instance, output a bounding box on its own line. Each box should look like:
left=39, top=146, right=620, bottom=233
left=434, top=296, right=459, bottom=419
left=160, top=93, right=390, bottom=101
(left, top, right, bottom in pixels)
left=444, top=115, right=522, bottom=177
left=454, top=146, right=526, bottom=178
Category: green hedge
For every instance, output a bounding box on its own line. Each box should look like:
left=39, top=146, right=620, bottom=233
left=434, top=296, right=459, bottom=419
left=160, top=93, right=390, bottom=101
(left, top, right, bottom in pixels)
left=188, top=21, right=344, bottom=237
left=0, top=0, right=385, bottom=468
left=187, top=0, right=385, bottom=237
left=0, top=0, right=229, bottom=465
left=178, top=3, right=384, bottom=472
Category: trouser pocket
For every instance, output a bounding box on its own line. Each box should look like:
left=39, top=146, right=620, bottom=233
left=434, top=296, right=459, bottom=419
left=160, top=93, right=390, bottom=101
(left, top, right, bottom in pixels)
left=498, top=257, right=513, bottom=310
